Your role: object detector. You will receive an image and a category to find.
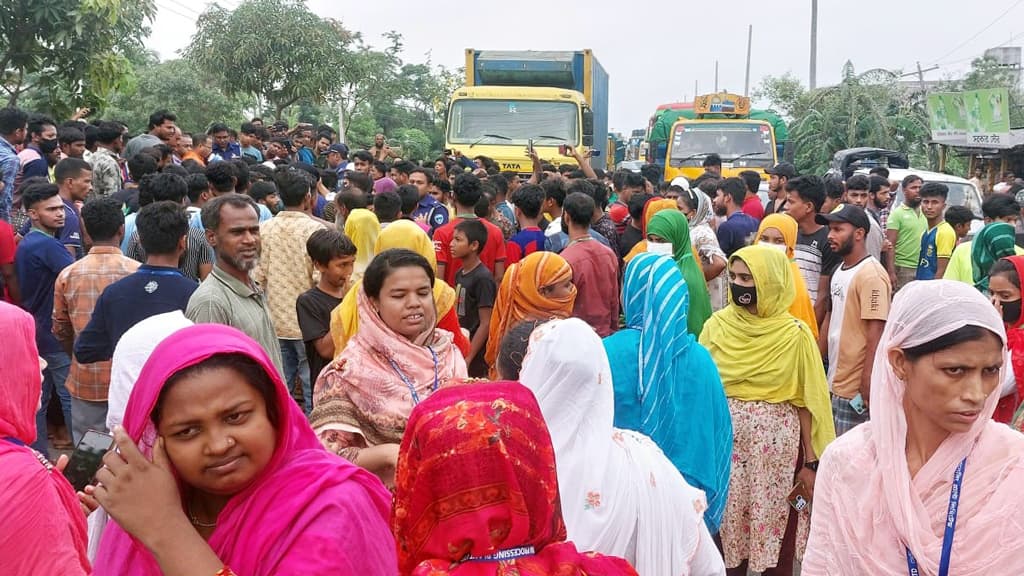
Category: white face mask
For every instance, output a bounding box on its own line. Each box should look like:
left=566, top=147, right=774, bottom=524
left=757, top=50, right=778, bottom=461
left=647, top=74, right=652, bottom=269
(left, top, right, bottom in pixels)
left=758, top=241, right=788, bottom=254
left=647, top=242, right=673, bottom=256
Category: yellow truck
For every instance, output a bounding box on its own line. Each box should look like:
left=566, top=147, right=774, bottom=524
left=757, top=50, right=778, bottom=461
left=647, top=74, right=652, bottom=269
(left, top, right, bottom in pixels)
left=660, top=92, right=779, bottom=183
left=445, top=49, right=609, bottom=175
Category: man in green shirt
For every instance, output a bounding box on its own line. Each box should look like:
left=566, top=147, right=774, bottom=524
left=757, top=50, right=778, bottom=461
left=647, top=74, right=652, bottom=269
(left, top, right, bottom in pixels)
left=885, top=174, right=926, bottom=291
left=186, top=193, right=285, bottom=378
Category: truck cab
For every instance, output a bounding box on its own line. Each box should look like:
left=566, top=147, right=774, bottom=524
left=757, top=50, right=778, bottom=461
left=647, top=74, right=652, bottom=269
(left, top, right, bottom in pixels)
left=663, top=92, right=778, bottom=183
left=445, top=49, right=608, bottom=176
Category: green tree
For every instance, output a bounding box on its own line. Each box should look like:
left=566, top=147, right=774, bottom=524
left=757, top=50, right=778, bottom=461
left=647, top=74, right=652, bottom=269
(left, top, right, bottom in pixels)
left=102, top=57, right=252, bottom=135
left=185, top=0, right=354, bottom=121
left=757, top=63, right=930, bottom=175
left=1, top=0, right=157, bottom=115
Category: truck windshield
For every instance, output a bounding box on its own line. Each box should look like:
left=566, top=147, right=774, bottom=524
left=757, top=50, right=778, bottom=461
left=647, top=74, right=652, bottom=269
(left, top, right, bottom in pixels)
left=669, top=122, right=774, bottom=168
left=448, top=100, right=578, bottom=145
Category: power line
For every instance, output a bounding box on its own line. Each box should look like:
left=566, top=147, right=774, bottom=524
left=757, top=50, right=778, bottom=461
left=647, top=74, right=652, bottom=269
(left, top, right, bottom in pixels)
left=928, top=0, right=1024, bottom=65
left=154, top=1, right=199, bottom=22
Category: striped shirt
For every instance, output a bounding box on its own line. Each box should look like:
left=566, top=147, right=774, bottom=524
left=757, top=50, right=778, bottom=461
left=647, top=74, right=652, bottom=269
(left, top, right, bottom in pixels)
left=186, top=264, right=285, bottom=378
left=125, top=226, right=212, bottom=281
left=52, top=246, right=140, bottom=400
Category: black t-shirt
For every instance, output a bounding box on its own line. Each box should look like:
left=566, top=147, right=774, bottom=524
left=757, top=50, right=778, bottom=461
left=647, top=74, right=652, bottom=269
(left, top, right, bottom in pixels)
left=110, top=187, right=140, bottom=214
left=619, top=225, right=644, bottom=259
left=455, top=264, right=497, bottom=336
left=296, top=287, right=343, bottom=385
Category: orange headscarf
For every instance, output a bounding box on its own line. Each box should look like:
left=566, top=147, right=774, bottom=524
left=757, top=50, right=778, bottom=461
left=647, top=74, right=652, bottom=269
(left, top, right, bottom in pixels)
left=755, top=213, right=819, bottom=339
left=485, top=252, right=577, bottom=377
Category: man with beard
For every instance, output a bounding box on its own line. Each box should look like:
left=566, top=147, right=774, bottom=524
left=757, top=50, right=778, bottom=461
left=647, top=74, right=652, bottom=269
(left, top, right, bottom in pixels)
left=187, top=193, right=284, bottom=377
left=712, top=176, right=758, bottom=257
left=817, top=204, right=890, bottom=435
left=765, top=162, right=796, bottom=215
left=884, top=174, right=926, bottom=291
left=845, top=174, right=885, bottom=261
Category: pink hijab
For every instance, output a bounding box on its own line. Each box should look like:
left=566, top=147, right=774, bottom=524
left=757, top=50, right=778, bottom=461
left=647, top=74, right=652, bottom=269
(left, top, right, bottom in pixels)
left=804, top=280, right=1024, bottom=575
left=0, top=302, right=90, bottom=574
left=93, top=324, right=398, bottom=575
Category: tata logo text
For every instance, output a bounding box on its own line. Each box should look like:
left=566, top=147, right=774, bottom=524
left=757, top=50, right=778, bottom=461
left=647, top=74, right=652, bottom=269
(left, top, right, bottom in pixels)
left=501, top=162, right=522, bottom=170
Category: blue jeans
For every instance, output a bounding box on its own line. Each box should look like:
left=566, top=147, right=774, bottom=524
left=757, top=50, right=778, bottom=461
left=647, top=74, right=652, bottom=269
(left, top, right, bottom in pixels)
left=280, top=339, right=311, bottom=415
left=34, top=350, right=72, bottom=458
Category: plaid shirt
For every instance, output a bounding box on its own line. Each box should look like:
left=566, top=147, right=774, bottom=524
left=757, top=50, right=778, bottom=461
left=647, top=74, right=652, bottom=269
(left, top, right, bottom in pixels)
left=53, top=246, right=140, bottom=400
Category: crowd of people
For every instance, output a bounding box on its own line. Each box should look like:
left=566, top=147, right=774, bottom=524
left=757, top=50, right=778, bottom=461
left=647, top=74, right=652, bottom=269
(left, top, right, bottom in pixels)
left=1, top=105, right=1023, bottom=576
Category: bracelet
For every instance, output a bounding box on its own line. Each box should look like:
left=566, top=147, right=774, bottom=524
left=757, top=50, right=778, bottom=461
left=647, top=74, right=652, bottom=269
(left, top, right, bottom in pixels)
left=804, top=460, right=820, bottom=473
left=215, top=567, right=237, bottom=576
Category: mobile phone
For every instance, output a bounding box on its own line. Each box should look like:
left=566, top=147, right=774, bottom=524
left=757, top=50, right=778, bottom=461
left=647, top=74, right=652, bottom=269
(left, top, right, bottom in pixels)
left=849, top=393, right=867, bottom=415
left=63, top=430, right=115, bottom=492
left=559, top=144, right=569, bottom=156
left=527, top=139, right=534, bottom=155
left=787, top=482, right=810, bottom=511
left=590, top=150, right=602, bottom=158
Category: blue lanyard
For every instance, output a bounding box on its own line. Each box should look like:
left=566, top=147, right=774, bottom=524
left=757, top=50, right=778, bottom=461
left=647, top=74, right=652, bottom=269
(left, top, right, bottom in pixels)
left=468, top=545, right=536, bottom=562
left=388, top=346, right=439, bottom=406
left=906, top=457, right=966, bottom=576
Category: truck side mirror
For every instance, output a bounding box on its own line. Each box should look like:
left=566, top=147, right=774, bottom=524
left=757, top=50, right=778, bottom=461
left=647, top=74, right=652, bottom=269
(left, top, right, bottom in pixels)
left=582, top=109, right=594, bottom=136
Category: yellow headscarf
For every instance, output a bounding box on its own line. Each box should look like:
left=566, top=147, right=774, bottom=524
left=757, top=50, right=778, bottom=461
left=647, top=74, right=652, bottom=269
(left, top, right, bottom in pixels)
left=699, top=245, right=835, bottom=458
left=755, top=213, right=819, bottom=339
left=330, top=220, right=457, bottom=355
left=344, top=208, right=380, bottom=284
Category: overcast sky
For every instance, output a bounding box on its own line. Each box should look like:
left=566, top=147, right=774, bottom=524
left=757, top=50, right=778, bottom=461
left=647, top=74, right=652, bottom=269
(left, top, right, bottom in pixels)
left=150, top=0, right=1022, bottom=133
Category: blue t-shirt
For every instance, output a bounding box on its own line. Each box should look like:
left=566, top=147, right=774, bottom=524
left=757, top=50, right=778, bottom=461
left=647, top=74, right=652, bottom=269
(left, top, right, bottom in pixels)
left=15, top=229, right=75, bottom=354
left=74, top=265, right=198, bottom=363
left=19, top=198, right=83, bottom=259
left=508, top=227, right=547, bottom=263
left=717, top=211, right=760, bottom=257
left=411, top=196, right=450, bottom=233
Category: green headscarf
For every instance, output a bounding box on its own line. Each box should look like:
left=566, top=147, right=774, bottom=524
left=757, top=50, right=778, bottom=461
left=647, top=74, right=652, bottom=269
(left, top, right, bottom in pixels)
left=647, top=209, right=712, bottom=335
left=971, top=222, right=1017, bottom=292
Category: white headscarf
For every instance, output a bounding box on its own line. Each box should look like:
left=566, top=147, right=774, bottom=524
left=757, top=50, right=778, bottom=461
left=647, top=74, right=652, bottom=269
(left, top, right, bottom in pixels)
left=519, top=318, right=724, bottom=576
left=87, top=311, right=193, bottom=561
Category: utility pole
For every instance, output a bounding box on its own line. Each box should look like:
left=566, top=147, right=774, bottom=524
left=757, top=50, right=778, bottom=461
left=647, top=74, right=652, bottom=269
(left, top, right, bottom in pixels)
left=809, top=0, right=818, bottom=89
left=714, top=60, right=719, bottom=92
left=694, top=79, right=699, bottom=101
left=744, top=25, right=753, bottom=96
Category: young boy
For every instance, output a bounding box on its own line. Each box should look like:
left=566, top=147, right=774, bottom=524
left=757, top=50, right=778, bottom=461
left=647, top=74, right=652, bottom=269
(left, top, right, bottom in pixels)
left=506, top=183, right=547, bottom=265
left=944, top=205, right=976, bottom=243
left=450, top=219, right=496, bottom=377
left=296, top=228, right=356, bottom=398
left=915, top=182, right=955, bottom=280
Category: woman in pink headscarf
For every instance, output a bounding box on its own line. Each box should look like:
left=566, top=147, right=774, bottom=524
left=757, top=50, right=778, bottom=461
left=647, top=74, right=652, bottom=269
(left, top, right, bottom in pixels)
left=803, top=280, right=1024, bottom=575
left=91, top=324, right=398, bottom=575
left=0, top=301, right=90, bottom=574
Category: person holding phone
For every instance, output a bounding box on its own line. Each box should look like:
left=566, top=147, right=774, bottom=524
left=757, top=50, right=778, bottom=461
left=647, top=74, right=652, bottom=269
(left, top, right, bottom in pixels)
left=699, top=245, right=835, bottom=576
left=817, top=205, right=891, bottom=436
left=0, top=301, right=90, bottom=574
left=90, top=323, right=398, bottom=575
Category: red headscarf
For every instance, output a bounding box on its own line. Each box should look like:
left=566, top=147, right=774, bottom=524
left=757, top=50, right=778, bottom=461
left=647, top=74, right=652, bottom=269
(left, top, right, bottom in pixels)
left=0, top=302, right=90, bottom=574
left=392, top=381, right=638, bottom=576
left=995, top=255, right=1024, bottom=422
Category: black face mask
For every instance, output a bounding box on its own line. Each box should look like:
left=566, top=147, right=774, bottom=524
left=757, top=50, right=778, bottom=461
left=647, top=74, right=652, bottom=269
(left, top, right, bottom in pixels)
left=1002, top=298, right=1022, bottom=325
left=39, top=138, right=59, bottom=154
left=731, top=282, right=758, bottom=308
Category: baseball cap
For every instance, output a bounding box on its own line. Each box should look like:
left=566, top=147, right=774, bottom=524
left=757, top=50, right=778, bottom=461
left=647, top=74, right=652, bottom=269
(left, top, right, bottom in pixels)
left=669, top=176, right=690, bottom=191
left=327, top=143, right=349, bottom=155
left=815, top=203, right=871, bottom=231
left=767, top=162, right=797, bottom=179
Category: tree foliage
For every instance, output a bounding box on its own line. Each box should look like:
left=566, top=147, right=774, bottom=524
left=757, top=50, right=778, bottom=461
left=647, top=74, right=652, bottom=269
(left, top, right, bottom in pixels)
left=102, top=57, right=253, bottom=135
left=0, top=0, right=157, bottom=115
left=756, top=63, right=930, bottom=175
left=185, top=0, right=354, bottom=120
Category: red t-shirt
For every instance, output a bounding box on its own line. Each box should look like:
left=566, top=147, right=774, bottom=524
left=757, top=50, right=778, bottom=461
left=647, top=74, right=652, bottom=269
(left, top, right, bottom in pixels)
left=0, top=220, right=14, bottom=302
left=742, top=195, right=765, bottom=222
left=561, top=239, right=619, bottom=337
left=434, top=216, right=508, bottom=287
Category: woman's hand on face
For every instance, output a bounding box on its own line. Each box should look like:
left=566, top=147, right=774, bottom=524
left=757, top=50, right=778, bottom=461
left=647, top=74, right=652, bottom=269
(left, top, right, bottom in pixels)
left=92, top=427, right=184, bottom=548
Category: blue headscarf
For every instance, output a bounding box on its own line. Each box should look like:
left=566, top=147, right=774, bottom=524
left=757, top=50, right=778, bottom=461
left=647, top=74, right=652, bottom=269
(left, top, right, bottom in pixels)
left=603, top=253, right=733, bottom=533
